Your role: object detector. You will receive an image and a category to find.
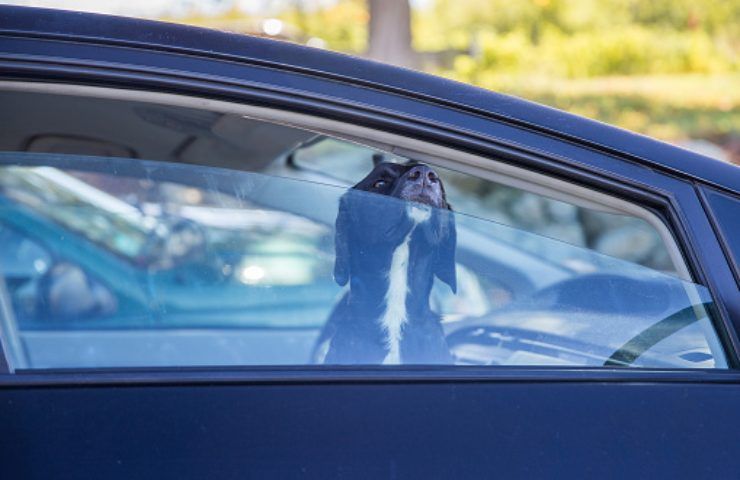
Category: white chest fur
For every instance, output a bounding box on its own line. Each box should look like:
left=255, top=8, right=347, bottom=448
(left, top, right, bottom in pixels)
left=380, top=205, right=431, bottom=364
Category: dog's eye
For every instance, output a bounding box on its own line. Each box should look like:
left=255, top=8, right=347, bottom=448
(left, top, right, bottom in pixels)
left=373, top=179, right=387, bottom=189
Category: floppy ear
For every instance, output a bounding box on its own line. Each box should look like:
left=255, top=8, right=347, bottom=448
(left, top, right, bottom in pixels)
left=333, top=195, right=351, bottom=286
left=433, top=206, right=457, bottom=293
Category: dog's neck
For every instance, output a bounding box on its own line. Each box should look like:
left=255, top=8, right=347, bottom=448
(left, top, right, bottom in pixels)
left=380, top=205, right=433, bottom=364
left=343, top=206, right=439, bottom=364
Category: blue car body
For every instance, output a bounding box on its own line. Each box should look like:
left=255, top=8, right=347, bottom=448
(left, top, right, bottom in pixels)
left=0, top=6, right=739, bottom=478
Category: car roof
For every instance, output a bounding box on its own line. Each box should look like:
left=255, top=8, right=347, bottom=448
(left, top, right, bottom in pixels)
left=1, top=5, right=738, bottom=194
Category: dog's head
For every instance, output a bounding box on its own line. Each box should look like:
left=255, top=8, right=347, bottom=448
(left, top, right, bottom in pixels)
left=333, top=162, right=457, bottom=293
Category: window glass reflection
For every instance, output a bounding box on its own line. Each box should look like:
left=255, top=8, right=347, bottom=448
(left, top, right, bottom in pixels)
left=0, top=153, right=726, bottom=369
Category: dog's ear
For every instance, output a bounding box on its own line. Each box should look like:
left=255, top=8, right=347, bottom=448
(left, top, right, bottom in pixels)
left=333, top=195, right=351, bottom=286
left=433, top=205, right=457, bottom=293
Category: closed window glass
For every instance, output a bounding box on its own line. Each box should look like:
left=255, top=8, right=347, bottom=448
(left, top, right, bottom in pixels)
left=0, top=89, right=727, bottom=369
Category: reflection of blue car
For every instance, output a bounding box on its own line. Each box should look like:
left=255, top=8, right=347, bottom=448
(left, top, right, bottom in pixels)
left=1, top=6, right=740, bottom=478
left=0, top=166, right=343, bottom=364
left=1, top=160, right=581, bottom=367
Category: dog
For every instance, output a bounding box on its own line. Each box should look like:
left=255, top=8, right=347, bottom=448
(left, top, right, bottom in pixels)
left=318, top=162, right=457, bottom=365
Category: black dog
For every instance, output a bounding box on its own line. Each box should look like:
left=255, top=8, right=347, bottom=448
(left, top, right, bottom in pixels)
left=318, top=162, right=457, bottom=365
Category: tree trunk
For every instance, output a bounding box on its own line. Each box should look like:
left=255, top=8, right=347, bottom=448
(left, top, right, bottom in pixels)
left=367, top=0, right=418, bottom=69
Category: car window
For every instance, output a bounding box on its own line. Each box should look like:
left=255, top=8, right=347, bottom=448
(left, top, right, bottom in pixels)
left=701, top=187, right=740, bottom=288
left=0, top=88, right=727, bottom=370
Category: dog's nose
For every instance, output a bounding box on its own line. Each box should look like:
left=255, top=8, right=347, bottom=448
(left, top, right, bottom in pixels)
left=407, top=165, right=439, bottom=185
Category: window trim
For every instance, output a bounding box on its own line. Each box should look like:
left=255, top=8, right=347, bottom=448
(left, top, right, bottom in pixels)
left=5, top=366, right=740, bottom=387
left=0, top=276, right=14, bottom=373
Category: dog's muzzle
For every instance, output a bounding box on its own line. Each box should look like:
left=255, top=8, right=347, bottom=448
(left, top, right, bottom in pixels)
left=395, top=164, right=446, bottom=209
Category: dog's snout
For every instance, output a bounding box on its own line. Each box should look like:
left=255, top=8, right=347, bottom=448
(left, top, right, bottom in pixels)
left=395, top=164, right=446, bottom=208
left=407, top=165, right=438, bottom=185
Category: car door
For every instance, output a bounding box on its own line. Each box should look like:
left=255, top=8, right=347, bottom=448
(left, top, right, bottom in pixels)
left=1, top=6, right=740, bottom=478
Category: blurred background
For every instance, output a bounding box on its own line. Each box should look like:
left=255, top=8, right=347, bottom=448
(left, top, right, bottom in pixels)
left=5, top=0, right=739, bottom=163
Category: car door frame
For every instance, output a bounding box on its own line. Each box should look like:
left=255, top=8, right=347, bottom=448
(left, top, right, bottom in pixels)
left=0, top=13, right=739, bottom=376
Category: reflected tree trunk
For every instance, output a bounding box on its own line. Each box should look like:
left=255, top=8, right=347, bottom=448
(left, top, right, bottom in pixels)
left=367, top=0, right=418, bottom=69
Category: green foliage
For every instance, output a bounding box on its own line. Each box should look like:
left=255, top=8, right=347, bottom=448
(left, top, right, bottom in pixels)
left=440, top=72, right=740, bottom=141
left=417, top=0, right=739, bottom=142
left=416, top=0, right=738, bottom=78
left=545, top=27, right=733, bottom=77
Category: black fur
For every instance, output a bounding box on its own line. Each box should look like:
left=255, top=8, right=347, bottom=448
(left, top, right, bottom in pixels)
left=318, top=162, right=456, bottom=364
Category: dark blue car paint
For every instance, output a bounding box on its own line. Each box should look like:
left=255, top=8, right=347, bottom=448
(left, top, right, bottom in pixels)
left=3, top=380, right=740, bottom=478
left=1, top=5, right=740, bottom=478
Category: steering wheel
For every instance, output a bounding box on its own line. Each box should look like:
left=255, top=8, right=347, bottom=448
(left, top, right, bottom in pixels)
left=603, top=302, right=713, bottom=366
